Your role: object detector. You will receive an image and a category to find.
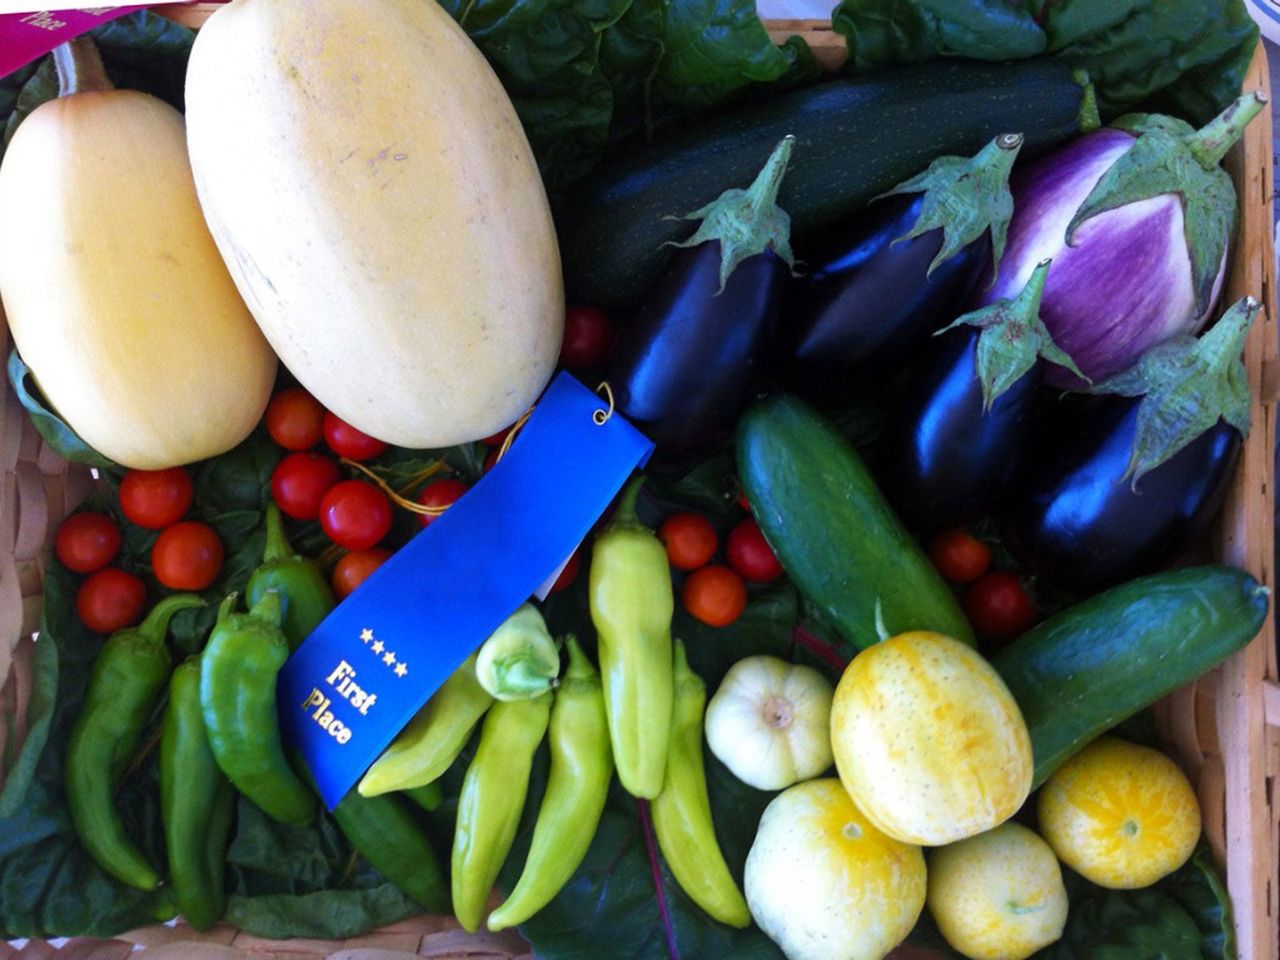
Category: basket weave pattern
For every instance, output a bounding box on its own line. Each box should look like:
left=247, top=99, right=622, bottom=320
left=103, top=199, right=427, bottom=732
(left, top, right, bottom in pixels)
left=3, top=14, right=1280, bottom=960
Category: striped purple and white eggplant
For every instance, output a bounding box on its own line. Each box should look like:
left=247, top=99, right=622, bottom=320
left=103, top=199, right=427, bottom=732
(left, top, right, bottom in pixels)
left=979, top=91, right=1267, bottom=388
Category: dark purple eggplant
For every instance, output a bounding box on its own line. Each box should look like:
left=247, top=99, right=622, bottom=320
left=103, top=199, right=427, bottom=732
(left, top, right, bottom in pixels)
left=606, top=137, right=795, bottom=462
left=1001, top=398, right=1239, bottom=592
left=885, top=260, right=1084, bottom=535
left=784, top=133, right=1022, bottom=402
left=1000, top=296, right=1259, bottom=591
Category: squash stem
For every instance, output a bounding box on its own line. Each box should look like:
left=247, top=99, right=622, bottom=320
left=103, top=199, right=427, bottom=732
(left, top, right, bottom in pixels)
left=53, top=37, right=113, bottom=97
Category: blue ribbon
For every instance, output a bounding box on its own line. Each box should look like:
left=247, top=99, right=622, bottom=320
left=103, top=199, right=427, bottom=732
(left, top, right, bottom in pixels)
left=277, top=372, right=653, bottom=808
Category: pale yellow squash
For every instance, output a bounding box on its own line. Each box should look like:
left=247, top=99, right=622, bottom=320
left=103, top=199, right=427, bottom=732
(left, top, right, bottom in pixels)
left=184, top=0, right=564, bottom=448
left=744, top=778, right=926, bottom=960
left=0, top=72, right=276, bottom=469
left=830, top=631, right=1033, bottom=846
left=1038, top=736, right=1201, bottom=889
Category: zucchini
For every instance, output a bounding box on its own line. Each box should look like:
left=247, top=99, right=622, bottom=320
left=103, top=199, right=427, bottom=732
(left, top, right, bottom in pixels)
left=559, top=57, right=1086, bottom=309
left=737, top=394, right=973, bottom=649
left=994, top=565, right=1269, bottom=788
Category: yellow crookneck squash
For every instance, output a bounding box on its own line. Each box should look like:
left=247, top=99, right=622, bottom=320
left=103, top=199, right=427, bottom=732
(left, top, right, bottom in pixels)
left=0, top=40, right=276, bottom=469
left=184, top=0, right=565, bottom=449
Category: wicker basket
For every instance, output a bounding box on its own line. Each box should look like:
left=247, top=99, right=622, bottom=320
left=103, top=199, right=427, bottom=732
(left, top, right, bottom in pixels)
left=3, top=9, right=1279, bottom=959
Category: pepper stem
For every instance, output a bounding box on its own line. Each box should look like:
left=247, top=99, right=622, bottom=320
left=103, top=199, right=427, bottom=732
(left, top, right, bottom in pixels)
left=561, top=635, right=596, bottom=683
left=489, top=659, right=557, bottom=698
left=1072, top=70, right=1101, bottom=134
left=249, top=588, right=284, bottom=628
left=607, top=475, right=646, bottom=530
left=668, top=136, right=796, bottom=292
left=53, top=37, right=113, bottom=97
left=134, top=593, right=205, bottom=643
left=1187, top=91, right=1268, bottom=169
left=262, top=502, right=294, bottom=564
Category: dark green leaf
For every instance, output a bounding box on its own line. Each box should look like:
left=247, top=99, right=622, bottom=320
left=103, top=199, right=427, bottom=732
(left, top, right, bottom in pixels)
left=831, top=0, right=1257, bottom=126
left=654, top=0, right=791, bottom=107
left=833, top=0, right=1044, bottom=73
left=225, top=884, right=423, bottom=939
left=2, top=56, right=56, bottom=158
left=1162, top=846, right=1235, bottom=960
left=0, top=618, right=57, bottom=818
left=7, top=351, right=116, bottom=469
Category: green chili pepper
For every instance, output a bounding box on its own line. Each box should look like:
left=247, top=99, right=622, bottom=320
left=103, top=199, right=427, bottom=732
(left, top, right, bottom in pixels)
left=651, top=639, right=750, bottom=928
left=65, top=592, right=205, bottom=890
left=451, top=691, right=552, bottom=932
left=161, top=656, right=236, bottom=930
left=199, top=591, right=315, bottom=825
left=487, top=636, right=611, bottom=931
left=246, top=501, right=335, bottom=652
left=475, top=603, right=560, bottom=701
left=357, top=650, right=493, bottom=797
left=402, top=782, right=444, bottom=812
left=330, top=788, right=450, bottom=911
left=589, top=475, right=674, bottom=798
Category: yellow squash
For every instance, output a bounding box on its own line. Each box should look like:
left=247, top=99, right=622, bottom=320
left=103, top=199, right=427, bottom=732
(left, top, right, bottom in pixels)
left=0, top=43, right=276, bottom=469
left=830, top=631, right=1033, bottom=846
left=184, top=0, right=564, bottom=448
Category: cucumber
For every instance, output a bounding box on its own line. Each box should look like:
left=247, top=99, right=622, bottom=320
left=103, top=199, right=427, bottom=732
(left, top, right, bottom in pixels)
left=559, top=57, right=1086, bottom=309
left=994, top=565, right=1269, bottom=788
left=737, top=393, right=973, bottom=649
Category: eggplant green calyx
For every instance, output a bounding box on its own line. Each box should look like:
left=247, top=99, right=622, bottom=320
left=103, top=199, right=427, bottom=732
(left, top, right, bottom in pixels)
left=936, top=259, right=1087, bottom=412
left=668, top=135, right=796, bottom=293
left=878, top=132, right=1023, bottom=281
left=475, top=603, right=561, bottom=701
left=1087, top=295, right=1258, bottom=488
left=1066, top=91, right=1266, bottom=316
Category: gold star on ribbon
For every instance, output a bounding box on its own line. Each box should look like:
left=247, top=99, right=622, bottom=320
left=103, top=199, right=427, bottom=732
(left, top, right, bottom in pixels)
left=383, top=651, right=396, bottom=667
left=394, top=662, right=408, bottom=678
left=371, top=639, right=385, bottom=654
left=360, top=628, right=374, bottom=643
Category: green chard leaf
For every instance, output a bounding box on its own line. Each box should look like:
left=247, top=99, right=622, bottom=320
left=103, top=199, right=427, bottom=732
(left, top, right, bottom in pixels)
left=6, top=351, right=117, bottom=470
left=832, top=0, right=1257, bottom=127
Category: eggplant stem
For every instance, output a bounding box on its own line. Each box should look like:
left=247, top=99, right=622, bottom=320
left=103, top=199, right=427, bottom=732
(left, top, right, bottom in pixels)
left=1187, top=91, right=1267, bottom=170
left=1197, top=296, right=1259, bottom=373
left=746, top=135, right=795, bottom=221
left=53, top=37, right=113, bottom=97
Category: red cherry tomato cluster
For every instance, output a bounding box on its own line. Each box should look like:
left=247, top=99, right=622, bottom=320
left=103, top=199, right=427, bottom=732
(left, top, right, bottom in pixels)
left=56, top=464, right=225, bottom=632
left=264, top=387, right=396, bottom=555
left=928, top=528, right=1036, bottom=643
left=658, top=499, right=785, bottom=628
left=560, top=304, right=614, bottom=372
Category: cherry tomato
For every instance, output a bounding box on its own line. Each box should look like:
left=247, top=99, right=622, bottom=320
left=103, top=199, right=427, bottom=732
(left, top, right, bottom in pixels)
left=658, top=512, right=718, bottom=571
left=319, top=480, right=393, bottom=550
left=265, top=387, right=325, bottom=451
left=683, top=565, right=747, bottom=628
left=725, top=518, right=783, bottom=583
left=323, top=412, right=388, bottom=461
left=331, top=547, right=392, bottom=599
left=54, top=512, right=122, bottom=574
left=737, top=488, right=751, bottom=512
left=560, top=304, right=613, bottom=370
left=119, top=467, right=193, bottom=530
left=549, top=549, right=581, bottom=594
left=929, top=529, right=993, bottom=584
left=416, top=478, right=470, bottom=528
left=964, top=571, right=1036, bottom=641
left=271, top=452, right=341, bottom=521
left=151, top=521, right=224, bottom=591
left=481, top=426, right=513, bottom=447
left=483, top=446, right=502, bottom=475
left=76, top=568, right=146, bottom=633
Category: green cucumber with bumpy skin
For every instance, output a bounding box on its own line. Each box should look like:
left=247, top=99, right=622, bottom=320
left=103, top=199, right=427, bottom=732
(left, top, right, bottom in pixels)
left=737, top=393, right=973, bottom=650
left=559, top=57, right=1088, bottom=309
left=994, top=565, right=1269, bottom=788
